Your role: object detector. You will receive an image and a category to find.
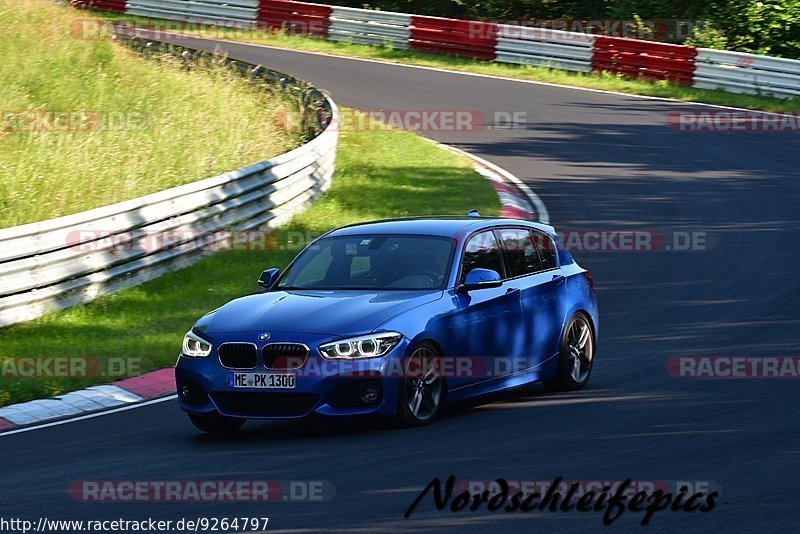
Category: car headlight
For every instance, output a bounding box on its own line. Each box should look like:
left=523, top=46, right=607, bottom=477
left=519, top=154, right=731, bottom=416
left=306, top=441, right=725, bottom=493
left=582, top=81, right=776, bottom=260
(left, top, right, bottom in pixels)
left=182, top=331, right=212, bottom=358
left=319, top=332, right=403, bottom=360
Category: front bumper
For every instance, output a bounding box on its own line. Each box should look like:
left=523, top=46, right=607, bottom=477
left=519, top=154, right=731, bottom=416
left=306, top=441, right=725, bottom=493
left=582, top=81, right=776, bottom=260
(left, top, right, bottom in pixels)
left=175, top=331, right=410, bottom=419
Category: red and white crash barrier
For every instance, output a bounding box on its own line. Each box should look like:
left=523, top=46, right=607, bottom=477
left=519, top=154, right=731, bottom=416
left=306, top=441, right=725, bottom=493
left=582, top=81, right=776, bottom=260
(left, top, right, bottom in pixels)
left=496, top=25, right=595, bottom=73
left=72, top=0, right=127, bottom=13
left=329, top=5, right=411, bottom=49
left=77, top=0, right=800, bottom=101
left=592, top=36, right=697, bottom=85
left=126, top=0, right=260, bottom=28
left=693, top=48, right=800, bottom=98
left=258, top=0, right=330, bottom=37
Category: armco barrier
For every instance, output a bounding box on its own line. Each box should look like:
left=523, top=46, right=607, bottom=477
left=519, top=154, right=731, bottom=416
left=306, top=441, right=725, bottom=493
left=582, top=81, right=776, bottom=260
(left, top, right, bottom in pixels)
left=0, top=38, right=338, bottom=329
left=592, top=36, right=697, bottom=85
left=496, top=25, right=595, bottom=73
left=258, top=0, right=331, bottom=37
left=126, top=0, right=259, bottom=28
left=693, top=48, right=800, bottom=99
left=73, top=0, right=800, bottom=100
left=410, top=16, right=497, bottom=61
left=329, top=5, right=411, bottom=49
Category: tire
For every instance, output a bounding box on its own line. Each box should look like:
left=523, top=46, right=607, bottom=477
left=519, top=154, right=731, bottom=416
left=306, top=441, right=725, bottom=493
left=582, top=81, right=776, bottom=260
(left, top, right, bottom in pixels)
left=544, top=312, right=595, bottom=391
left=188, top=411, right=246, bottom=434
left=396, top=342, right=445, bottom=426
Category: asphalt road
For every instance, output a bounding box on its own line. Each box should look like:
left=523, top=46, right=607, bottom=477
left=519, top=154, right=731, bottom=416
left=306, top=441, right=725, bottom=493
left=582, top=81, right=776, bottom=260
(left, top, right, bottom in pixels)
left=1, top=38, right=799, bottom=533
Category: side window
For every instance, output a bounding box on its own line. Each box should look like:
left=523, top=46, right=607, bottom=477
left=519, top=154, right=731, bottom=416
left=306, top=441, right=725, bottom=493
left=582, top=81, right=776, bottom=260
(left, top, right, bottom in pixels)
left=497, top=228, right=543, bottom=277
left=533, top=231, right=558, bottom=270
left=460, top=231, right=504, bottom=284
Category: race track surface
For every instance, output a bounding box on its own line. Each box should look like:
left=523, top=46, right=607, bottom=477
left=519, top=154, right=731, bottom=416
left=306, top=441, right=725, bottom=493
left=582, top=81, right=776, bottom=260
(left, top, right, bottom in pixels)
left=1, top=39, right=798, bottom=532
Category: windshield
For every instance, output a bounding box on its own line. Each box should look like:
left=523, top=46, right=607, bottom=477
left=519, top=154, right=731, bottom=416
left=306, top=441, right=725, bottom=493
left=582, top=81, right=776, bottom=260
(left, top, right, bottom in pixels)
left=277, top=235, right=455, bottom=290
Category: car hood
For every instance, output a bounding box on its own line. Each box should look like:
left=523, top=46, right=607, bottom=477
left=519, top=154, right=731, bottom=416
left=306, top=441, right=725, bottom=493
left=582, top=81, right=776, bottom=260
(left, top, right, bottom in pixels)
left=196, top=289, right=444, bottom=336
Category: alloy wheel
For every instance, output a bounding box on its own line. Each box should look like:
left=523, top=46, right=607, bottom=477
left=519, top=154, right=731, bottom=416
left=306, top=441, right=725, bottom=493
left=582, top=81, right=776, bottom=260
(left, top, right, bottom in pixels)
left=566, top=316, right=593, bottom=384
left=404, top=346, right=443, bottom=422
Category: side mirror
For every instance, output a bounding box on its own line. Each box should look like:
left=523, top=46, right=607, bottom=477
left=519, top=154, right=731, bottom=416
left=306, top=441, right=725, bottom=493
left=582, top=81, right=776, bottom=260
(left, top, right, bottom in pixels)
left=458, top=268, right=503, bottom=293
left=258, top=268, right=281, bottom=290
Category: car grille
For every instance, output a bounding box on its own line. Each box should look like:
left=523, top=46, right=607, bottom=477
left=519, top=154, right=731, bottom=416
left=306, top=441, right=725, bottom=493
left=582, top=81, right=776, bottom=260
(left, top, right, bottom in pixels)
left=262, top=343, right=309, bottom=370
left=211, top=392, right=320, bottom=417
left=217, top=343, right=258, bottom=369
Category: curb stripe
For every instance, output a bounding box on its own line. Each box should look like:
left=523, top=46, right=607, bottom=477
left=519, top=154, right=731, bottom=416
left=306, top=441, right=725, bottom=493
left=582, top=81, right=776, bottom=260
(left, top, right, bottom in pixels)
left=114, top=367, right=176, bottom=398
left=0, top=368, right=174, bottom=432
left=0, top=396, right=177, bottom=437
left=500, top=205, right=536, bottom=220
left=432, top=141, right=548, bottom=224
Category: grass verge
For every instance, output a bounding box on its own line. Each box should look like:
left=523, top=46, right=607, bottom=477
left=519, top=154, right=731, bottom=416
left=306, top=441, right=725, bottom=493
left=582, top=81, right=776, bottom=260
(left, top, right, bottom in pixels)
left=0, top=0, right=306, bottom=229
left=0, top=116, right=500, bottom=407
left=95, top=13, right=800, bottom=114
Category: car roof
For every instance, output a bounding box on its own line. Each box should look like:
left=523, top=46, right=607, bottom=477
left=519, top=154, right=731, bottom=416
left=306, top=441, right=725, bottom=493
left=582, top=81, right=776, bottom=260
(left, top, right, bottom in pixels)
left=325, top=216, right=556, bottom=239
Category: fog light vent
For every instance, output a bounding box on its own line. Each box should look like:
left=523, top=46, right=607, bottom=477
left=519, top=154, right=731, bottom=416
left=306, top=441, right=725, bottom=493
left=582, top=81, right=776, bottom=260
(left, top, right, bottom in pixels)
left=327, top=380, right=383, bottom=409
left=178, top=378, right=207, bottom=406
left=360, top=386, right=380, bottom=404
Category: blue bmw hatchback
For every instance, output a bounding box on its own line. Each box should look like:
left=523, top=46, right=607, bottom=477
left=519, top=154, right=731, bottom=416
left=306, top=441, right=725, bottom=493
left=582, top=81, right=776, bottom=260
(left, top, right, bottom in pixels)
left=176, top=215, right=598, bottom=432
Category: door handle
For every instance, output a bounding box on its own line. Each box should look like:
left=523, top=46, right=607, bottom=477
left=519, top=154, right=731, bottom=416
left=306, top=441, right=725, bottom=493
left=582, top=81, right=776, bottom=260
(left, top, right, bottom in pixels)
left=552, top=274, right=566, bottom=284
left=506, top=287, right=520, bottom=295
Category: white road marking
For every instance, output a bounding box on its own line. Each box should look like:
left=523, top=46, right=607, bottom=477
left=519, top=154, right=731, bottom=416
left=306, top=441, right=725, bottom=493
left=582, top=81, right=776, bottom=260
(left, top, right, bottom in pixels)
left=0, top=395, right=177, bottom=437
left=438, top=142, right=550, bottom=224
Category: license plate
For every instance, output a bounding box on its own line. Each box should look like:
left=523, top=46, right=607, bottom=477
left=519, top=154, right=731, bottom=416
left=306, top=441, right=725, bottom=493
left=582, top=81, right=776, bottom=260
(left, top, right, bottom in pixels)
left=229, top=372, right=296, bottom=389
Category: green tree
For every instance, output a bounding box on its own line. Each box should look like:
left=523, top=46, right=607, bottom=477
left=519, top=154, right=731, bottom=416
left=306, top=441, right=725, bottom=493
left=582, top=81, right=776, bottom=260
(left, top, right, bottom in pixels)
left=706, top=0, right=800, bottom=57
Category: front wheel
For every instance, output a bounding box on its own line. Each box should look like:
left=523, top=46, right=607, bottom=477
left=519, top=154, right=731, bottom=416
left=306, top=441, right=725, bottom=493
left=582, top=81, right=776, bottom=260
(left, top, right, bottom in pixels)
left=396, top=343, right=444, bottom=426
left=544, top=313, right=595, bottom=391
left=188, top=411, right=246, bottom=434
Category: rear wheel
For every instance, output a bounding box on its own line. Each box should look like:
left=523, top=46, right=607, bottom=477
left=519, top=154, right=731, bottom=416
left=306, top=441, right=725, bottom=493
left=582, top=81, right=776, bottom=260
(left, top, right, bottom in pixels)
left=397, top=343, right=444, bottom=426
left=544, top=313, right=595, bottom=391
left=188, top=411, right=246, bottom=434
